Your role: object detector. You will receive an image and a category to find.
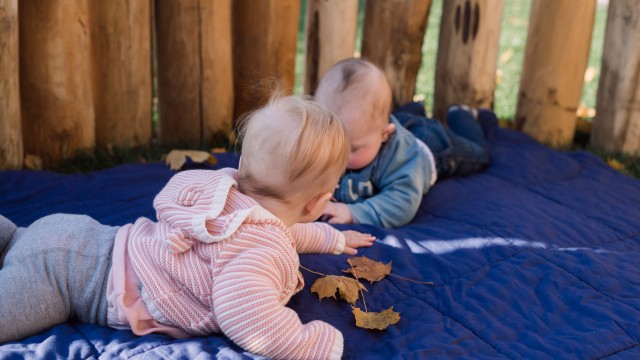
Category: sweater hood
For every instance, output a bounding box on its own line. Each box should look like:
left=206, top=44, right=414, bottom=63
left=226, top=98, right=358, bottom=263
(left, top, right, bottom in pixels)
left=153, top=168, right=279, bottom=252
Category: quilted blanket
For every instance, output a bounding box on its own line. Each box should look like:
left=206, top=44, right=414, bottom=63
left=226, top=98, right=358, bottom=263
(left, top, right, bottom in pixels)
left=1, top=117, right=639, bottom=359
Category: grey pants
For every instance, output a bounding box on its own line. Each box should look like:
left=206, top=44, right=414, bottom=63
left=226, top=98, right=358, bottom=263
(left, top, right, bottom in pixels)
left=0, top=214, right=118, bottom=343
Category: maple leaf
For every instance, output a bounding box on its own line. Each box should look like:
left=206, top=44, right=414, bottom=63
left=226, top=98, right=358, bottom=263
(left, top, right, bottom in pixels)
left=352, top=306, right=400, bottom=330
left=343, top=256, right=392, bottom=283
left=310, top=275, right=367, bottom=305
left=164, top=150, right=217, bottom=171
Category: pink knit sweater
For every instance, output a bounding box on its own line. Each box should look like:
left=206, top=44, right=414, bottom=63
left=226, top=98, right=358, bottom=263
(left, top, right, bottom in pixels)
left=116, top=168, right=345, bottom=359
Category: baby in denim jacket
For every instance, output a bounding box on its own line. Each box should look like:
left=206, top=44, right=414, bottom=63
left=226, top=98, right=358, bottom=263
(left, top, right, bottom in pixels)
left=315, top=57, right=491, bottom=228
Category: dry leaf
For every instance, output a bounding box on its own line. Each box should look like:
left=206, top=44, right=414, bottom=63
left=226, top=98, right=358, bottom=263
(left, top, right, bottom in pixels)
left=352, top=306, right=400, bottom=330
left=24, top=154, right=43, bottom=170
left=165, top=150, right=217, bottom=171
left=584, top=67, right=597, bottom=83
left=311, top=275, right=367, bottom=305
left=412, top=94, right=425, bottom=103
left=507, top=16, right=527, bottom=27
left=576, top=103, right=596, bottom=119
left=499, top=49, right=514, bottom=64
left=343, top=256, right=392, bottom=283
left=495, top=68, right=503, bottom=85
left=607, top=158, right=625, bottom=172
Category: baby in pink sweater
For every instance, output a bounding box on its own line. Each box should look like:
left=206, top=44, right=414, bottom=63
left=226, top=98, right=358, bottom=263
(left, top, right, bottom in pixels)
left=0, top=95, right=374, bottom=359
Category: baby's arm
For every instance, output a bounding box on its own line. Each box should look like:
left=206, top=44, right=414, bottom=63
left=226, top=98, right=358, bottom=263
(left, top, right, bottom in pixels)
left=347, top=171, right=424, bottom=228
left=290, top=222, right=375, bottom=255
left=212, top=248, right=343, bottom=360
left=346, top=140, right=430, bottom=228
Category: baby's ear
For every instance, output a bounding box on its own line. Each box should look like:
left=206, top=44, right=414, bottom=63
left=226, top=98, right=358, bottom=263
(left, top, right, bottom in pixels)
left=305, top=192, right=333, bottom=216
left=382, top=122, right=396, bottom=142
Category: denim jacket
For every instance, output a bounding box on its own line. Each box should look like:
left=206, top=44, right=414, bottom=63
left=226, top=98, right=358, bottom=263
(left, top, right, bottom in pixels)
left=333, top=116, right=434, bottom=228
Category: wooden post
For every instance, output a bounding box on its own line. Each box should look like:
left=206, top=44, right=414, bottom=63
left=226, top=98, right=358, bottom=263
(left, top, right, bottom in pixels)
left=433, top=0, right=504, bottom=121
left=19, top=0, right=95, bottom=161
left=304, top=0, right=358, bottom=95
left=591, top=0, right=640, bottom=154
left=232, top=0, right=301, bottom=122
left=155, top=0, right=234, bottom=146
left=90, top=1, right=152, bottom=149
left=361, top=0, right=431, bottom=109
left=516, top=0, right=596, bottom=147
left=0, top=0, right=22, bottom=169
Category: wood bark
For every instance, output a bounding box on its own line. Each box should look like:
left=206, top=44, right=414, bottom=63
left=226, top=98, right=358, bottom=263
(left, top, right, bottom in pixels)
left=516, top=0, right=596, bottom=146
left=433, top=0, right=504, bottom=120
left=362, top=0, right=431, bottom=108
left=156, top=0, right=234, bottom=146
left=232, top=0, right=301, bottom=122
left=91, top=0, right=152, bottom=148
left=19, top=0, right=95, bottom=161
left=0, top=0, right=22, bottom=169
left=591, top=0, right=640, bottom=154
left=304, top=0, right=358, bottom=95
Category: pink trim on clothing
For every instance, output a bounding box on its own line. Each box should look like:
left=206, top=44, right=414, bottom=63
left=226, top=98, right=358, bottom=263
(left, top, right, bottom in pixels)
left=106, top=224, right=188, bottom=338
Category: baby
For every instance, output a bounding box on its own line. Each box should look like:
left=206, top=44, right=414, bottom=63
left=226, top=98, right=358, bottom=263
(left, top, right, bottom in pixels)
left=315, top=58, right=490, bottom=228
left=0, top=95, right=375, bottom=359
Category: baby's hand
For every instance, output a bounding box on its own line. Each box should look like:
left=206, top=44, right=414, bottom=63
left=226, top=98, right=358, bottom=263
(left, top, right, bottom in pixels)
left=321, top=202, right=353, bottom=224
left=342, top=230, right=376, bottom=255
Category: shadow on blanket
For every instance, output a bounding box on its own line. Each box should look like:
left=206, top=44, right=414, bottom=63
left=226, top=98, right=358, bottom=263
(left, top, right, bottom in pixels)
left=1, top=116, right=639, bottom=359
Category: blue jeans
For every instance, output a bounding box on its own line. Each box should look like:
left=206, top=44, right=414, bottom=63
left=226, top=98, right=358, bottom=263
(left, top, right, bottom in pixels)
left=393, top=103, right=490, bottom=178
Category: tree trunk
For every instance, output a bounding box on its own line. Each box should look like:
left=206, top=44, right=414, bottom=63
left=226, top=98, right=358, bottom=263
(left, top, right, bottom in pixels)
left=304, top=0, right=358, bottom=95
left=433, top=0, right=504, bottom=121
left=156, top=0, right=234, bottom=146
left=232, top=0, right=301, bottom=122
left=362, top=0, right=431, bottom=109
left=516, top=0, right=596, bottom=147
left=19, top=0, right=95, bottom=161
left=591, top=0, right=640, bottom=154
left=91, top=0, right=152, bottom=149
left=0, top=0, right=22, bottom=169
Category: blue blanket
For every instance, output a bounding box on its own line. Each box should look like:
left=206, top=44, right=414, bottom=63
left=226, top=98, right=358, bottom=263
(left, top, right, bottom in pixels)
left=1, top=120, right=639, bottom=359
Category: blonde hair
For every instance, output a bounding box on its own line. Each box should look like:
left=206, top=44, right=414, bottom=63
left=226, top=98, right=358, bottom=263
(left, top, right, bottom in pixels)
left=237, top=94, right=349, bottom=202
left=315, top=58, right=392, bottom=127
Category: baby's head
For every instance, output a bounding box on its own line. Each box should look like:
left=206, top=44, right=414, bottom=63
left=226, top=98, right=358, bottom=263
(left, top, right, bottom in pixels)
left=315, top=58, right=395, bottom=170
left=237, top=94, right=349, bottom=222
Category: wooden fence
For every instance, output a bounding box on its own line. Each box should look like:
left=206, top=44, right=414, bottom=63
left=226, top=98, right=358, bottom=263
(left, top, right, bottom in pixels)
left=1, top=0, right=639, bottom=170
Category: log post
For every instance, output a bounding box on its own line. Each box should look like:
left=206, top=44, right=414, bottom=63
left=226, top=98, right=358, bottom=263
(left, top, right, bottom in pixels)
left=433, top=0, right=504, bottom=121
left=232, top=0, right=301, bottom=122
left=516, top=0, right=596, bottom=147
left=200, top=0, right=234, bottom=145
left=303, top=0, right=358, bottom=95
left=361, top=0, right=431, bottom=109
left=590, top=0, right=640, bottom=154
left=90, top=1, right=152, bottom=149
left=155, top=0, right=234, bottom=146
left=19, top=0, right=95, bottom=162
left=0, top=0, right=22, bottom=169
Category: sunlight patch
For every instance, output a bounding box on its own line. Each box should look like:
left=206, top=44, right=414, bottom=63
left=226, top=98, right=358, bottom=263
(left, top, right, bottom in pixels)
left=378, top=235, right=403, bottom=249
left=403, top=237, right=547, bottom=255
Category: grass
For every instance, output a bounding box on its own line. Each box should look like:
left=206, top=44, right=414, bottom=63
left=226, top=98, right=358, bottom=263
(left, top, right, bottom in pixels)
left=49, top=0, right=638, bottom=178
left=49, top=146, right=169, bottom=173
